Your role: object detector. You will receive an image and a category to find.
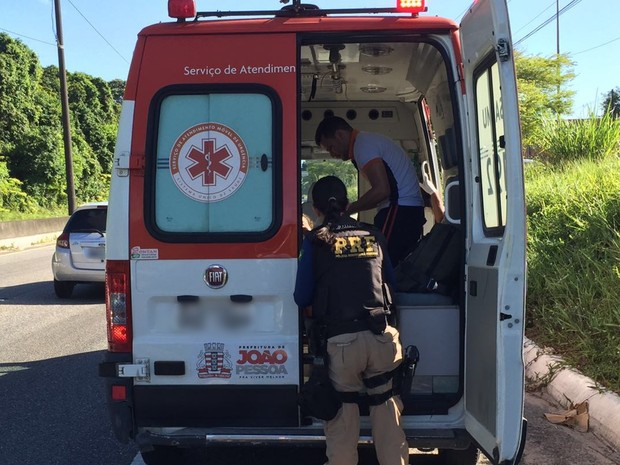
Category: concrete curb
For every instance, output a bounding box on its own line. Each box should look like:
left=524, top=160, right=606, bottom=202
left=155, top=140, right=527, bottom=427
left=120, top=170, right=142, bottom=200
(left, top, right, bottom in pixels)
left=524, top=337, right=620, bottom=452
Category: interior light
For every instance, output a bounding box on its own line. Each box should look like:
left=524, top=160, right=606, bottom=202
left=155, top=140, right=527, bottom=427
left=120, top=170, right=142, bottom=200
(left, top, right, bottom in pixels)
left=362, top=65, right=393, bottom=75
left=168, top=0, right=197, bottom=20
left=396, top=0, right=426, bottom=14
left=360, top=84, right=387, bottom=94
left=359, top=44, right=394, bottom=57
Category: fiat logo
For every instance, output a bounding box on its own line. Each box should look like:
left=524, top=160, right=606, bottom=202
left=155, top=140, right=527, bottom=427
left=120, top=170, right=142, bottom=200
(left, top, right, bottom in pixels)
left=204, top=265, right=228, bottom=289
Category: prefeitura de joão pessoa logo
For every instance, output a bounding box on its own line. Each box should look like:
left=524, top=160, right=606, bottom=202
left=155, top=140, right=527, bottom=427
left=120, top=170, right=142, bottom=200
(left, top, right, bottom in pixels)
left=170, top=122, right=248, bottom=203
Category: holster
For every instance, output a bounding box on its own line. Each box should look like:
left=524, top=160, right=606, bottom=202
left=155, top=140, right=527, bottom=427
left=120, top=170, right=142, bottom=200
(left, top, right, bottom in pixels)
left=400, top=345, right=420, bottom=395
left=298, top=356, right=341, bottom=421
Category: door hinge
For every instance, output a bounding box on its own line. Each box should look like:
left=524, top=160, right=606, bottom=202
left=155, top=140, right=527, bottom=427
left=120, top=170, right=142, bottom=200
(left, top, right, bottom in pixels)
left=497, top=38, right=510, bottom=62
left=117, top=358, right=150, bottom=382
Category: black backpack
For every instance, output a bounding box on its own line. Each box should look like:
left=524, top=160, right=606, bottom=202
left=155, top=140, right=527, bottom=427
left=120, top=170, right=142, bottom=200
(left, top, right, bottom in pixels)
left=395, top=223, right=462, bottom=296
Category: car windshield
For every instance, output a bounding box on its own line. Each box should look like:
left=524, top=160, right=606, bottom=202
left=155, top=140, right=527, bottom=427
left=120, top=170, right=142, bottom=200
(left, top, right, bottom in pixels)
left=65, top=208, right=107, bottom=234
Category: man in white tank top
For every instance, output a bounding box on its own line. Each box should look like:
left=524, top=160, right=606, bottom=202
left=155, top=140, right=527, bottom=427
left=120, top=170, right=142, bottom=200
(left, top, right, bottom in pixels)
left=315, top=116, right=426, bottom=265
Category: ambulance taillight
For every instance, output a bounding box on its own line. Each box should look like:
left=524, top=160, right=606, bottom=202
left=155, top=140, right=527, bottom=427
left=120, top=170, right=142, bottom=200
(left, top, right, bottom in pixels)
left=396, top=0, right=426, bottom=14
left=168, top=0, right=196, bottom=20
left=105, top=260, right=132, bottom=352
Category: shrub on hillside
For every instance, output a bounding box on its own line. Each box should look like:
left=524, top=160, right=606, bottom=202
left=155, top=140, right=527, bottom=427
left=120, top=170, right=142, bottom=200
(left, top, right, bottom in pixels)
left=0, top=160, right=37, bottom=214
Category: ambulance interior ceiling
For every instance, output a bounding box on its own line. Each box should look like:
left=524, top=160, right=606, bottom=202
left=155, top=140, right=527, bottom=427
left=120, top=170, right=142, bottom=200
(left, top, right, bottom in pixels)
left=299, top=41, right=454, bottom=156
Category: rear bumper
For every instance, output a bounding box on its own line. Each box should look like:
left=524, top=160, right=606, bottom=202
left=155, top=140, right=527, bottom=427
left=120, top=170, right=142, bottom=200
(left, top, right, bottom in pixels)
left=136, top=426, right=473, bottom=450
left=52, top=251, right=105, bottom=282
left=100, top=354, right=472, bottom=452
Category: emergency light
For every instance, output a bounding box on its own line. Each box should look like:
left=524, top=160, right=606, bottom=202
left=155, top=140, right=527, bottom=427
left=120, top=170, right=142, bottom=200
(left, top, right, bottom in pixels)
left=397, top=0, right=426, bottom=14
left=168, top=0, right=197, bottom=20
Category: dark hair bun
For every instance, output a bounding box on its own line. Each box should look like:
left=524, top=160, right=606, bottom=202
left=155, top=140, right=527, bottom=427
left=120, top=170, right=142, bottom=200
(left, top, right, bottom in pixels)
left=312, top=176, right=348, bottom=215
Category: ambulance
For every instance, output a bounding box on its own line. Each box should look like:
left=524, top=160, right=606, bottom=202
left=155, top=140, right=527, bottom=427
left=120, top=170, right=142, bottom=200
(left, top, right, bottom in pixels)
left=99, top=0, right=527, bottom=464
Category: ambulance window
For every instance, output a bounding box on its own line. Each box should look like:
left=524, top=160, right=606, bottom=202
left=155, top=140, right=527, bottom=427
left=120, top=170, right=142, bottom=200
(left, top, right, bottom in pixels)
left=475, top=61, right=506, bottom=235
left=300, top=159, right=358, bottom=225
left=149, top=90, right=278, bottom=239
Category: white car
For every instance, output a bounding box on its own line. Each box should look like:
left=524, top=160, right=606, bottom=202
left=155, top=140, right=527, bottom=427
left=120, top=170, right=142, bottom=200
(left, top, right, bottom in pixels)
left=51, top=202, right=107, bottom=298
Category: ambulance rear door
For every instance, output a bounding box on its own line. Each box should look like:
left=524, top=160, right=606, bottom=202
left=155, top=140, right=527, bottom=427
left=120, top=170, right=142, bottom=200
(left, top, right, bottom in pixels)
left=460, top=0, right=526, bottom=463
left=127, top=29, right=300, bottom=428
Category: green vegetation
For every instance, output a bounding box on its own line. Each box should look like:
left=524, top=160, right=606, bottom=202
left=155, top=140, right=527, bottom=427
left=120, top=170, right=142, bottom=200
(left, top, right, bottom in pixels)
left=525, top=149, right=620, bottom=392
left=302, top=159, right=359, bottom=202
left=515, top=51, right=575, bottom=148
left=534, top=110, right=620, bottom=165
left=0, top=33, right=122, bottom=220
left=602, top=87, right=620, bottom=119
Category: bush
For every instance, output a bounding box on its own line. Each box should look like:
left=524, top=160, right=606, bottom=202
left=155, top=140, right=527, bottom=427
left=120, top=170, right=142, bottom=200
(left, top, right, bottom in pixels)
left=0, top=160, right=38, bottom=214
left=526, top=156, right=620, bottom=392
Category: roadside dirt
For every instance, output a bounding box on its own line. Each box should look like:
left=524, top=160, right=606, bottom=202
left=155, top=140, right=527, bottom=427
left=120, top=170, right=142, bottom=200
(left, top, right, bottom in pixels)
left=477, top=391, right=620, bottom=465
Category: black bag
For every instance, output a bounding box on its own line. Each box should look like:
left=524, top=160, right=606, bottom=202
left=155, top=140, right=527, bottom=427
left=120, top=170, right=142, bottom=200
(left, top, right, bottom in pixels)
left=395, top=223, right=462, bottom=296
left=298, top=358, right=341, bottom=421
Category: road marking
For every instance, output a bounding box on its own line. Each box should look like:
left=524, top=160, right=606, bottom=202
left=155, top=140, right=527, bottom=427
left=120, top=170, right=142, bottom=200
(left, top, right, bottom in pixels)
left=131, top=453, right=145, bottom=465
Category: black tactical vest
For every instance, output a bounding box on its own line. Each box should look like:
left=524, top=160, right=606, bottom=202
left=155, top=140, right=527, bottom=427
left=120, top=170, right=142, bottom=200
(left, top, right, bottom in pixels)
left=310, top=217, right=388, bottom=336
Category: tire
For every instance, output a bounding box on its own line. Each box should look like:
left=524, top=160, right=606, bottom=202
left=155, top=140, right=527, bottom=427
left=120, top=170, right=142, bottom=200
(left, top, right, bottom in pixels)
left=140, top=446, right=187, bottom=465
left=438, top=445, right=480, bottom=465
left=54, top=279, right=75, bottom=298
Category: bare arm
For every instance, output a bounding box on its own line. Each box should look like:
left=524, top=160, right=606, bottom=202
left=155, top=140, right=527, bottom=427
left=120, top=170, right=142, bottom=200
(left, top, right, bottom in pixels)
left=420, top=161, right=445, bottom=223
left=430, top=191, right=445, bottom=223
left=347, top=160, right=390, bottom=214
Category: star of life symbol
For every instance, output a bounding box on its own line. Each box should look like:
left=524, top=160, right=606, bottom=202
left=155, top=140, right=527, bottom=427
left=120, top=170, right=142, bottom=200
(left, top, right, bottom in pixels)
left=196, top=342, right=232, bottom=379
left=170, top=123, right=248, bottom=203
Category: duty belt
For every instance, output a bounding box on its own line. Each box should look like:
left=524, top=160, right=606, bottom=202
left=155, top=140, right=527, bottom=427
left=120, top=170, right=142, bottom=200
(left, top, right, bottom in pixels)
left=326, top=318, right=373, bottom=338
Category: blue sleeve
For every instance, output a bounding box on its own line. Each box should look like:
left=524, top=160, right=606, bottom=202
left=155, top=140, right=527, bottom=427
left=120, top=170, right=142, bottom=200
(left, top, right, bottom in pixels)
left=294, top=237, right=314, bottom=308
left=384, top=252, right=396, bottom=288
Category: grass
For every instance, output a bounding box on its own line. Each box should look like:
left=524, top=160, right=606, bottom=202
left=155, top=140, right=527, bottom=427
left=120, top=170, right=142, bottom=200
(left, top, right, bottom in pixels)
left=525, top=155, right=620, bottom=393
left=534, top=110, right=620, bottom=165
left=0, top=205, right=68, bottom=222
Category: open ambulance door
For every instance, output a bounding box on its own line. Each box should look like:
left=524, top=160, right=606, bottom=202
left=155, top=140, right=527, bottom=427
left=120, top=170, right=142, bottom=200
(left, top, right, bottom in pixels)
left=460, top=0, right=527, bottom=463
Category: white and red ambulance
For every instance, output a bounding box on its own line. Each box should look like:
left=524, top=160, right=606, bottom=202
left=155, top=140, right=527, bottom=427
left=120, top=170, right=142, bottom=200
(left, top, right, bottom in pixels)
left=100, top=1, right=527, bottom=464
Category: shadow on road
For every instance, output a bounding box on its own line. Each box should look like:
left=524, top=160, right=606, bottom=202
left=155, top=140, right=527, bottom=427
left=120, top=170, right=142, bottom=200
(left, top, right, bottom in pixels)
left=0, top=350, right=137, bottom=465
left=0, top=281, right=105, bottom=305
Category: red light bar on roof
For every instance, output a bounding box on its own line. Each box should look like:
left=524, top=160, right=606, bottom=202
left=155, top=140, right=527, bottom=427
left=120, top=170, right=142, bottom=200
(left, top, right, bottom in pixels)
left=168, top=0, right=196, bottom=20
left=397, top=0, right=426, bottom=13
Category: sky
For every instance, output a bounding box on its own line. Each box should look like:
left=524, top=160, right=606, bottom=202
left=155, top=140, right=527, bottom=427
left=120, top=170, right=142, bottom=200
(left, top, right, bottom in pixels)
left=1, top=0, right=618, bottom=118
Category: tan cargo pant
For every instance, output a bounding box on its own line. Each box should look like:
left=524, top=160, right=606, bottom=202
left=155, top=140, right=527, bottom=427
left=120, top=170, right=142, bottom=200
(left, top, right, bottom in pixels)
left=325, top=326, right=409, bottom=465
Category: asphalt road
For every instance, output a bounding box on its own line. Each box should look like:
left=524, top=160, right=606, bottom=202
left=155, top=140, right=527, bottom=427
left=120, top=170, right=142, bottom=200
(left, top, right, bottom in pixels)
left=1, top=245, right=618, bottom=465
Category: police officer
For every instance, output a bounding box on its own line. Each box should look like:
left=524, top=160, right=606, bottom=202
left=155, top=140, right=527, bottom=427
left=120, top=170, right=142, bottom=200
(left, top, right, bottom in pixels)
left=294, top=176, right=408, bottom=465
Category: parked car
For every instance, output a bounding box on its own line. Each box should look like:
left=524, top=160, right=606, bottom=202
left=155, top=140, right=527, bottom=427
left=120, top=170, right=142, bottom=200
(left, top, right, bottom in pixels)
left=51, top=202, right=108, bottom=298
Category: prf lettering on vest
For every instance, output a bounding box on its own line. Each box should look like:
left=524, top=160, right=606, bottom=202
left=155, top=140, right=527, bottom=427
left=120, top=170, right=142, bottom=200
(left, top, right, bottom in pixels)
left=333, top=235, right=378, bottom=258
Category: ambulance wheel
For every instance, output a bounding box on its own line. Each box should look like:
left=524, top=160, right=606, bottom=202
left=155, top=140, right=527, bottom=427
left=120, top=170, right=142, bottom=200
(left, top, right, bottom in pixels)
left=438, top=444, right=480, bottom=465
left=54, top=279, right=75, bottom=298
left=140, top=446, right=187, bottom=465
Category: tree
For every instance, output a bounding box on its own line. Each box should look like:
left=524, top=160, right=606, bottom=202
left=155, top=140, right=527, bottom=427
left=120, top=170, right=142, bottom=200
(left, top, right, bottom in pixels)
left=515, top=51, right=576, bottom=148
left=108, top=79, right=126, bottom=103
left=0, top=33, right=43, bottom=156
left=601, top=87, right=620, bottom=118
left=301, top=160, right=358, bottom=203
left=0, top=33, right=122, bottom=213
